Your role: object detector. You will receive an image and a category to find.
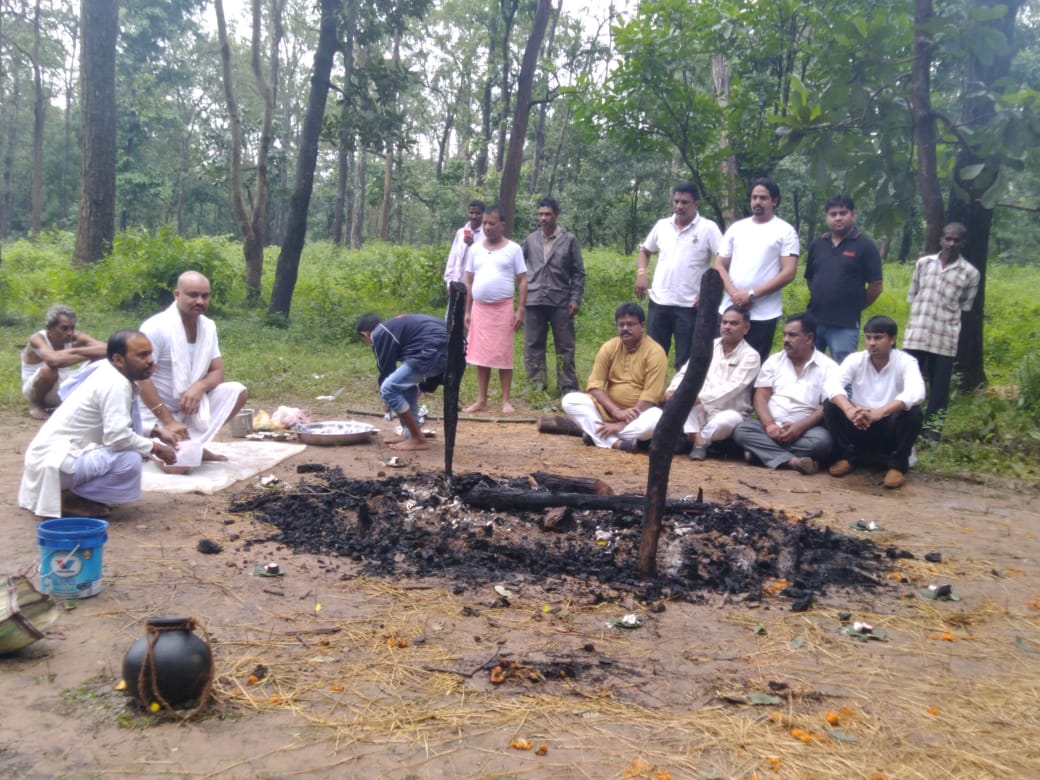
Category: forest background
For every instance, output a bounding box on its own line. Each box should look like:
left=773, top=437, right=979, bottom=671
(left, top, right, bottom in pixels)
left=0, top=0, right=1039, bottom=476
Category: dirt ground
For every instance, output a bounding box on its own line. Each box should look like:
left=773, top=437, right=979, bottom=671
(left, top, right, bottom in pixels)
left=1, top=405, right=1039, bottom=780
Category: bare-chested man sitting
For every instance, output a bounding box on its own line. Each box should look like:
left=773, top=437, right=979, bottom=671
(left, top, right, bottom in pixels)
left=21, top=305, right=106, bottom=420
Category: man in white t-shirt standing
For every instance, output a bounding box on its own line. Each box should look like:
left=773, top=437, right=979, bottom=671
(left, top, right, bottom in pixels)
left=714, top=178, right=800, bottom=363
left=635, top=182, right=723, bottom=369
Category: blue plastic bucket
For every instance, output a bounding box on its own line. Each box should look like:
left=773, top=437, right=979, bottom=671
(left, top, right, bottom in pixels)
left=37, top=517, right=109, bottom=599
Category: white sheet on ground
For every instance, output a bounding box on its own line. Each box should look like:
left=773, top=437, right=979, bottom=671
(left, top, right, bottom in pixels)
left=141, top=441, right=306, bottom=495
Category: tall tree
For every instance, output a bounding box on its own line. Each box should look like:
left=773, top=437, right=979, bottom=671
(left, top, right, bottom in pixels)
left=499, top=0, right=551, bottom=235
left=73, top=0, right=118, bottom=264
left=945, top=0, right=1024, bottom=390
left=215, top=0, right=283, bottom=303
left=268, top=0, right=340, bottom=316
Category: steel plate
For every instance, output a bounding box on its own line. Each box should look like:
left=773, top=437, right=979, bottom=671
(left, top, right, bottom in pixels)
left=293, top=420, right=379, bottom=446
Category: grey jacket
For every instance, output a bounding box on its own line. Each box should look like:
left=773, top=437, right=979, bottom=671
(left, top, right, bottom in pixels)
left=521, top=226, right=586, bottom=309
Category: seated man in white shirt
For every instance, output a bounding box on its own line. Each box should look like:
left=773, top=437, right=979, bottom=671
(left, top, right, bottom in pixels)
left=824, top=316, right=925, bottom=489
left=665, top=305, right=760, bottom=460
left=732, top=312, right=841, bottom=474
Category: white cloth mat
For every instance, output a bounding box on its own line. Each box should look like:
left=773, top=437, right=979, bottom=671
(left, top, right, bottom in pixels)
left=141, top=441, right=306, bottom=495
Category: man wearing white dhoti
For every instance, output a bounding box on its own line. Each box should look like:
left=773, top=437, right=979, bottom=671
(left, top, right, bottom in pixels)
left=138, top=271, right=248, bottom=465
left=19, top=330, right=179, bottom=519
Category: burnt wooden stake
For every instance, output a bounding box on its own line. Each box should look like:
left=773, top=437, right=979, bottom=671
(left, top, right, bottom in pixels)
left=443, top=281, right=467, bottom=478
left=530, top=471, right=614, bottom=495
left=638, top=269, right=724, bottom=576
left=536, top=414, right=583, bottom=436
left=463, top=485, right=704, bottom=513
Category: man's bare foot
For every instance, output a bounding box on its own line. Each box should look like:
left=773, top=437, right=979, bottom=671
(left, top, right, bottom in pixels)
left=462, top=401, right=487, bottom=413
left=501, top=402, right=515, bottom=414
left=29, top=405, right=49, bottom=421
left=389, top=438, right=430, bottom=451
left=383, top=435, right=408, bottom=445
left=160, top=463, right=194, bottom=475
left=202, top=449, right=228, bottom=462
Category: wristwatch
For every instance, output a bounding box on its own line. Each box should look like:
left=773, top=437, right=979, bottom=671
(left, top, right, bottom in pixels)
left=748, top=289, right=757, bottom=304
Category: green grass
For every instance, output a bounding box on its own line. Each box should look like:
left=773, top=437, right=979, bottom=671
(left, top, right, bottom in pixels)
left=2, top=232, right=1038, bottom=477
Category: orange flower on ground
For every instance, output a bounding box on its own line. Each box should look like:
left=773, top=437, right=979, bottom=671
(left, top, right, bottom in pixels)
left=509, top=738, right=532, bottom=751
left=927, top=706, right=940, bottom=716
left=535, top=743, right=548, bottom=756
left=824, top=711, right=841, bottom=726
left=247, top=674, right=259, bottom=685
left=767, top=755, right=781, bottom=770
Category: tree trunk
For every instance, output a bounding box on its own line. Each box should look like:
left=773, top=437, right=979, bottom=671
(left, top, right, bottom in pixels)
left=268, top=0, right=340, bottom=316
left=30, top=0, right=45, bottom=237
left=528, top=0, right=561, bottom=195
left=60, top=20, right=78, bottom=229
left=911, top=0, right=943, bottom=253
left=638, top=270, right=723, bottom=576
left=351, top=149, right=366, bottom=248
left=332, top=20, right=356, bottom=245
left=435, top=109, right=453, bottom=181
left=73, top=0, right=118, bottom=265
left=495, top=0, right=520, bottom=175
left=475, top=67, right=493, bottom=186
left=380, top=149, right=393, bottom=241
left=946, top=0, right=1020, bottom=391
left=499, top=0, right=552, bottom=236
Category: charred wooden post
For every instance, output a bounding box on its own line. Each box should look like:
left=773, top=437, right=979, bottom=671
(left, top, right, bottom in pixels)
left=443, top=281, right=467, bottom=478
left=638, top=269, right=724, bottom=576
left=463, top=485, right=704, bottom=513
left=530, top=471, right=614, bottom=495
left=536, top=414, right=584, bottom=436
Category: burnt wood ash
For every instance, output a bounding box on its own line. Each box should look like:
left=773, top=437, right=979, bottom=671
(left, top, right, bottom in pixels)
left=228, top=469, right=905, bottom=604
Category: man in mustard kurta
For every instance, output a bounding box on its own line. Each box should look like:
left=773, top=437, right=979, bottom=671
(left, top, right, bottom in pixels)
left=561, top=302, right=668, bottom=452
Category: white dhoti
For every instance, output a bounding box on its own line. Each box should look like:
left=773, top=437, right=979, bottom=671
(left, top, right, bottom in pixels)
left=561, top=392, right=662, bottom=449
left=139, top=381, right=247, bottom=444
left=61, top=449, right=144, bottom=507
left=682, top=406, right=744, bottom=444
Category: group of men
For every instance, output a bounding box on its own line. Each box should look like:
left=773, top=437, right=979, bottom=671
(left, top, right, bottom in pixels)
left=19, top=272, right=248, bottom=519
left=20, top=180, right=979, bottom=517
left=551, top=179, right=979, bottom=489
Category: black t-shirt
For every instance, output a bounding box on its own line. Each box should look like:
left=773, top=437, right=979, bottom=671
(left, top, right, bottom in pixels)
left=804, top=229, right=882, bottom=327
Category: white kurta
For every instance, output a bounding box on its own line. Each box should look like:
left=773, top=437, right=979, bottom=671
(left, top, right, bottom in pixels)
left=19, top=360, right=153, bottom=518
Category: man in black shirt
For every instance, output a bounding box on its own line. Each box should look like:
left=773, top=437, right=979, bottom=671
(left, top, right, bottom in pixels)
left=804, top=195, right=883, bottom=363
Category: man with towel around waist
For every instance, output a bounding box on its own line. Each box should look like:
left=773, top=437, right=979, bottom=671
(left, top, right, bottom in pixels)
left=19, top=330, right=179, bottom=519
left=138, top=271, right=248, bottom=465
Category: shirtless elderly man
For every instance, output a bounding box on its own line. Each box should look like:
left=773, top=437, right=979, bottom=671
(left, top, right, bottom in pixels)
left=138, top=271, right=248, bottom=465
left=21, top=305, right=106, bottom=420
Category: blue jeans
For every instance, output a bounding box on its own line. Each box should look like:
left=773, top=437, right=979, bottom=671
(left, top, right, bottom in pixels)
left=380, top=363, right=425, bottom=415
left=815, top=324, right=859, bottom=364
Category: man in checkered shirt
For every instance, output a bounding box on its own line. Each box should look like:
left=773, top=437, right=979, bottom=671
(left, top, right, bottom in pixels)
left=901, top=223, right=980, bottom=440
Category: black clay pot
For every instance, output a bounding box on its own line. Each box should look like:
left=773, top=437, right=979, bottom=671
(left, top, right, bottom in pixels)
left=122, top=616, right=213, bottom=708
